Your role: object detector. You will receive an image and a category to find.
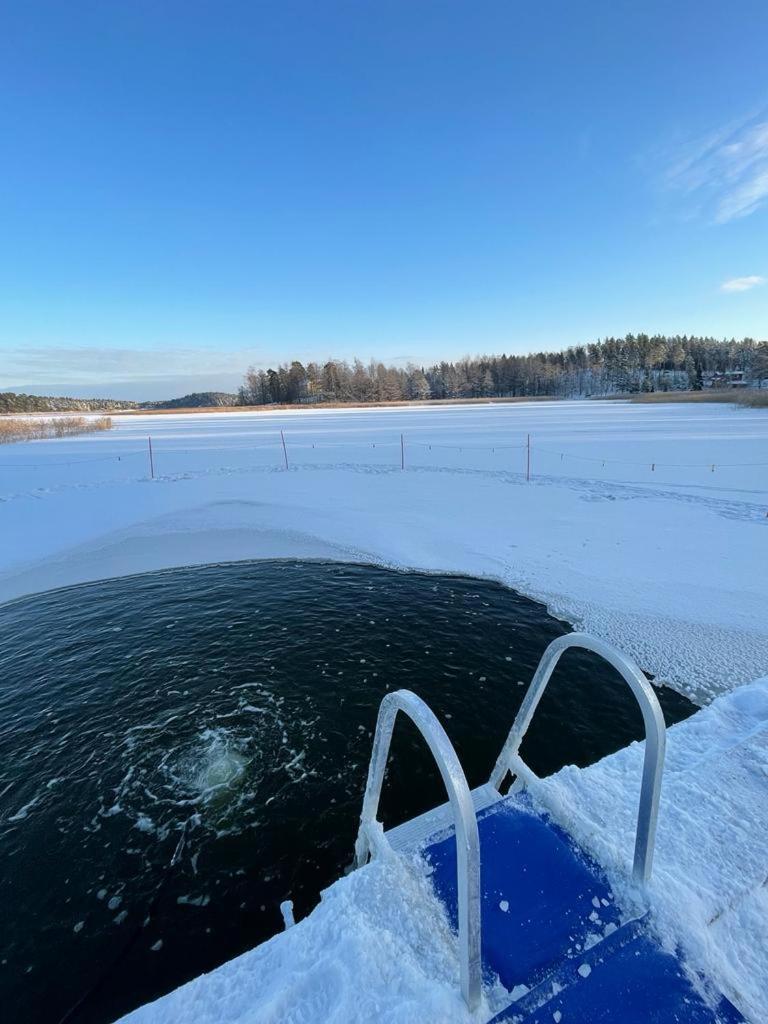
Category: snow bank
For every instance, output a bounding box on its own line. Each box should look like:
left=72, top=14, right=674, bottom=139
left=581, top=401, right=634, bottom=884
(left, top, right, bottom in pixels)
left=118, top=842, right=484, bottom=1024
left=1, top=400, right=766, bottom=702
left=529, top=676, right=768, bottom=1023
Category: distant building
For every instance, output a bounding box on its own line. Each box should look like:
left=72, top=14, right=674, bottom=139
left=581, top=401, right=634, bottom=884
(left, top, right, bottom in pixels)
left=701, top=370, right=749, bottom=389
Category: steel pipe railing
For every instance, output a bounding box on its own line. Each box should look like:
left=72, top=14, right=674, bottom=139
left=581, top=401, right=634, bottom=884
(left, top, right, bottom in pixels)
left=352, top=689, right=481, bottom=1011
left=489, top=632, right=666, bottom=883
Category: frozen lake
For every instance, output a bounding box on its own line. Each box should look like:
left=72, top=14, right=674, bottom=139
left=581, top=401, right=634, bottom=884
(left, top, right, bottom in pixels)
left=2, top=398, right=767, bottom=1024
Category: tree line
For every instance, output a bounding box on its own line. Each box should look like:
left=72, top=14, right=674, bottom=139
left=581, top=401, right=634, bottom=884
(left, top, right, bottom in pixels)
left=3, top=334, right=766, bottom=412
left=0, top=392, right=139, bottom=413
left=0, top=390, right=237, bottom=413
left=239, top=334, right=768, bottom=405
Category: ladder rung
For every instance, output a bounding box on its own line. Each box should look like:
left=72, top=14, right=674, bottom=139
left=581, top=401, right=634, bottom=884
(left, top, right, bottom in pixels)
left=386, top=782, right=501, bottom=853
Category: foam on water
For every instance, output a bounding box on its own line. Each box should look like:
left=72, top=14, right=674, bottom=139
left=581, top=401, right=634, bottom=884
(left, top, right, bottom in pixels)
left=193, top=734, right=246, bottom=795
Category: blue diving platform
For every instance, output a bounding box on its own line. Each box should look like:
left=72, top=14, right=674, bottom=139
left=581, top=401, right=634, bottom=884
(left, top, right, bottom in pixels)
left=352, top=633, right=746, bottom=1024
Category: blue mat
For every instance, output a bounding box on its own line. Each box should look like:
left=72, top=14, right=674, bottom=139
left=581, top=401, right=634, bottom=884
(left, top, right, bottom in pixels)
left=506, top=929, right=747, bottom=1024
left=425, top=798, right=621, bottom=991
left=423, top=798, right=745, bottom=1023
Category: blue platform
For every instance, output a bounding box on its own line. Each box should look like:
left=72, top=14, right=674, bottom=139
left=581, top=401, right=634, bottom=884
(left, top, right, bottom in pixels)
left=423, top=798, right=745, bottom=1024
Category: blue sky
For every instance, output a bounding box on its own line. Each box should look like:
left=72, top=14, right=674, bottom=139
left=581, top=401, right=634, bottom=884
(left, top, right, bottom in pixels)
left=1, top=1, right=767, bottom=399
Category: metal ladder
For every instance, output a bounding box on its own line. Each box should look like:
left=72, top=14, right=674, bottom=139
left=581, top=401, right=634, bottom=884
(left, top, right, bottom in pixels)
left=351, top=632, right=667, bottom=1011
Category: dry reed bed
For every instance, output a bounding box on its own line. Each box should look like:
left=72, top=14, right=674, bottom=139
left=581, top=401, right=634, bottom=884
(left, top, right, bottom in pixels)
left=598, top=390, right=768, bottom=406
left=735, top=390, right=768, bottom=407
left=0, top=416, right=113, bottom=444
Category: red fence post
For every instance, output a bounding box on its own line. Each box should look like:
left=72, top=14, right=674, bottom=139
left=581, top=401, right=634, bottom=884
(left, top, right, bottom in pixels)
left=526, top=434, right=531, bottom=482
left=148, top=436, right=155, bottom=479
left=401, top=433, right=405, bottom=470
left=280, top=430, right=289, bottom=470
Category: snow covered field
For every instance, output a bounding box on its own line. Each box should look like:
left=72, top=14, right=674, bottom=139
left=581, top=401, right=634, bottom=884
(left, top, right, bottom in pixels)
left=2, top=399, right=766, bottom=702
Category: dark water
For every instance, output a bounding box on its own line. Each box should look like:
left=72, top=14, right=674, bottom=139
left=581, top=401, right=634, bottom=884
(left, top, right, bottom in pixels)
left=0, top=561, right=696, bottom=1024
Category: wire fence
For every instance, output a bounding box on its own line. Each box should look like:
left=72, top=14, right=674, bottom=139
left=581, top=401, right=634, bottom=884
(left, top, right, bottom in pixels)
left=2, top=433, right=767, bottom=487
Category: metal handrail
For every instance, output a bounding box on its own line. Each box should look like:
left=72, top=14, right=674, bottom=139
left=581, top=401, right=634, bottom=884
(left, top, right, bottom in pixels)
left=489, top=632, right=666, bottom=883
left=353, top=689, right=482, bottom=1011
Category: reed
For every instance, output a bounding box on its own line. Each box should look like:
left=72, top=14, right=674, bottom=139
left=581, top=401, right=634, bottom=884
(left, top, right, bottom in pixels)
left=0, top=415, right=113, bottom=444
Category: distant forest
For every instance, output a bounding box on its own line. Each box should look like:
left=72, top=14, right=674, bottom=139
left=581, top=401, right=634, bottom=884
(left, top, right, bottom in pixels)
left=3, top=334, right=767, bottom=413
left=0, top=393, right=139, bottom=413
left=0, top=391, right=237, bottom=414
left=239, top=334, right=768, bottom=405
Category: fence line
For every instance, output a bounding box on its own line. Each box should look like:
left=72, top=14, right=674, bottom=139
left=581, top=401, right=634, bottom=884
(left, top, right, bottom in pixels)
left=0, top=450, right=147, bottom=468
left=532, top=445, right=768, bottom=469
left=1, top=432, right=767, bottom=477
left=408, top=441, right=527, bottom=451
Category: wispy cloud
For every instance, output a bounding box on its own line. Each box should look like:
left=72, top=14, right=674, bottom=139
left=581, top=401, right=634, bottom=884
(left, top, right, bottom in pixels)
left=0, top=346, right=266, bottom=385
left=665, top=109, right=768, bottom=223
left=0, top=346, right=272, bottom=400
left=720, top=275, right=765, bottom=293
